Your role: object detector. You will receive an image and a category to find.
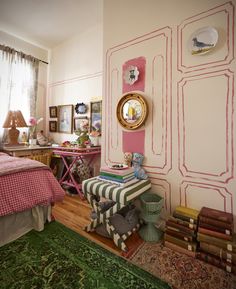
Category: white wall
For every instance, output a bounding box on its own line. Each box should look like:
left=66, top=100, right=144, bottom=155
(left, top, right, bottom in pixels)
left=48, top=22, right=103, bottom=144
left=103, top=0, right=236, bottom=223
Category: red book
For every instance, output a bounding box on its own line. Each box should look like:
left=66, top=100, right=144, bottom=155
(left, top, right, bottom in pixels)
left=169, top=216, right=197, bottom=231
left=166, top=220, right=196, bottom=236
left=199, top=215, right=233, bottom=230
left=164, top=241, right=196, bottom=258
left=198, top=227, right=233, bottom=241
left=199, top=219, right=233, bottom=236
left=200, top=207, right=233, bottom=224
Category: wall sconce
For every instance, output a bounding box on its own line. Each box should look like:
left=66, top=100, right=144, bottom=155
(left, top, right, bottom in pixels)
left=2, top=110, right=27, bottom=145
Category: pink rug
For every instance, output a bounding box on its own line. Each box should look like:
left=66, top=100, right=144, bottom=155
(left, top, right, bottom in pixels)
left=129, top=242, right=236, bottom=289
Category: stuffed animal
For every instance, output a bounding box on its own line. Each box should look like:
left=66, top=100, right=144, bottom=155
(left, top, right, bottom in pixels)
left=124, top=152, right=133, bottom=167
left=132, top=152, right=148, bottom=180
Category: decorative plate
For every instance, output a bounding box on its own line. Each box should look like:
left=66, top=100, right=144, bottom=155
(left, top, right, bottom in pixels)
left=124, top=66, right=139, bottom=85
left=188, top=27, right=218, bottom=55
left=75, top=103, right=87, bottom=114
left=108, top=164, right=128, bottom=170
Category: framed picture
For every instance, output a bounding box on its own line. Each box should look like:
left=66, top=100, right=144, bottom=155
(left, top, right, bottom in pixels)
left=74, top=117, right=88, bottom=131
left=49, top=121, right=57, bottom=132
left=58, top=105, right=73, bottom=133
left=90, top=101, right=102, bottom=134
left=49, top=106, right=57, bottom=118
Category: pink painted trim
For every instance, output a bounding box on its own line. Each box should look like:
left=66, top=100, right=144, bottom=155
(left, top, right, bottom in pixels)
left=110, top=68, right=119, bottom=150
left=180, top=180, right=233, bottom=213
left=177, top=2, right=234, bottom=73
left=177, top=70, right=234, bottom=183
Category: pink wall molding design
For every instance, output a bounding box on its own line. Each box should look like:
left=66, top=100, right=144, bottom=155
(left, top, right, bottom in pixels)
left=177, top=69, right=234, bottom=183
left=104, top=26, right=172, bottom=172
left=122, top=57, right=146, bottom=93
left=177, top=1, right=234, bottom=73
left=150, top=177, right=172, bottom=214
left=122, top=130, right=145, bottom=155
left=180, top=181, right=233, bottom=213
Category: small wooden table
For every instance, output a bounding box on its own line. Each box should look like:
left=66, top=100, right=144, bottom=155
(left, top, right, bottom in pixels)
left=2, top=145, right=53, bottom=166
left=82, top=177, right=151, bottom=251
left=53, top=146, right=101, bottom=199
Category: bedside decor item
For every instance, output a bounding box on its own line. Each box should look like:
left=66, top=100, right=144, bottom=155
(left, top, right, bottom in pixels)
left=2, top=110, right=27, bottom=145
left=124, top=152, right=133, bottom=167
left=74, top=118, right=90, bottom=147
left=139, top=192, right=164, bottom=242
left=75, top=102, right=87, bottom=114
left=58, top=105, right=73, bottom=133
left=132, top=152, right=148, bottom=180
left=124, top=65, right=139, bottom=85
left=116, top=93, right=148, bottom=130
left=188, top=27, right=218, bottom=55
left=49, top=106, right=57, bottom=118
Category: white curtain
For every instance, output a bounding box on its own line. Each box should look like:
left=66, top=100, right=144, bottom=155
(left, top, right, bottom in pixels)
left=0, top=45, right=39, bottom=143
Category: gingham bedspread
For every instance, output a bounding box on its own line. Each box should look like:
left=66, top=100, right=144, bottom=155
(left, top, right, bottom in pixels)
left=0, top=153, right=65, bottom=217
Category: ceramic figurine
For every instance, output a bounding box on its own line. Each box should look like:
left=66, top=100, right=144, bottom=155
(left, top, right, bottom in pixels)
left=124, top=152, right=133, bottom=167
left=132, top=152, right=148, bottom=180
left=37, top=130, right=48, bottom=146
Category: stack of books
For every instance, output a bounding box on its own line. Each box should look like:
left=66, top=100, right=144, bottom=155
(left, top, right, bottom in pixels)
left=197, top=207, right=235, bottom=273
left=164, top=206, right=199, bottom=257
left=98, top=166, right=137, bottom=187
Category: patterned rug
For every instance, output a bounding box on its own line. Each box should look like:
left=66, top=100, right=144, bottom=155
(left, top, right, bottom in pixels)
left=0, top=221, right=171, bottom=289
left=130, top=242, right=236, bottom=289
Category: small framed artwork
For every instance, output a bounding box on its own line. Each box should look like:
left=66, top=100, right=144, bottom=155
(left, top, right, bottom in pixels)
left=49, top=106, right=57, bottom=118
left=90, top=101, right=102, bottom=134
left=58, top=105, right=73, bottom=133
left=74, top=117, right=88, bottom=131
left=49, top=121, right=57, bottom=132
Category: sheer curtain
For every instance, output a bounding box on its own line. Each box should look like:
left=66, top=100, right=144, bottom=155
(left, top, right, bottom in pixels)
left=0, top=45, right=39, bottom=143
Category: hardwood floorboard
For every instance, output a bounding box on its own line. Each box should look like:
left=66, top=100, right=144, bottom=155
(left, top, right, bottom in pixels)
left=52, top=194, right=139, bottom=256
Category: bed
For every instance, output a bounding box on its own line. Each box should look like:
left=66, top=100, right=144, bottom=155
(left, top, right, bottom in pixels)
left=0, top=152, right=65, bottom=246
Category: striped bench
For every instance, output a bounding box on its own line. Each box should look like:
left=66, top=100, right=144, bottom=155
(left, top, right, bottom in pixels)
left=82, top=177, right=151, bottom=251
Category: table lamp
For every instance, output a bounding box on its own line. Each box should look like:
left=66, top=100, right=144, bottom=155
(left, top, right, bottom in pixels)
left=2, top=110, right=27, bottom=145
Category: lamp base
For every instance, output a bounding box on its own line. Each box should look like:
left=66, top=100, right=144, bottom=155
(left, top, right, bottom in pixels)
left=7, top=127, right=20, bottom=146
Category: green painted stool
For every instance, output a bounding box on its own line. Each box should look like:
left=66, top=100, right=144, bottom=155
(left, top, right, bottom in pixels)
left=139, top=192, right=163, bottom=242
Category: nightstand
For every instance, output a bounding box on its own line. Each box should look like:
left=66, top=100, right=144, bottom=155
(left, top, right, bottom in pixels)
left=2, top=145, right=53, bottom=166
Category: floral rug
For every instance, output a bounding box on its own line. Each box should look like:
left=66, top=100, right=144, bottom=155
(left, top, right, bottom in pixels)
left=130, top=242, right=236, bottom=289
left=0, top=221, right=171, bottom=289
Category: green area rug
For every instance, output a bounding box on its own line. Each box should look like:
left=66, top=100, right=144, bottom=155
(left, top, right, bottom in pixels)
left=0, top=221, right=171, bottom=289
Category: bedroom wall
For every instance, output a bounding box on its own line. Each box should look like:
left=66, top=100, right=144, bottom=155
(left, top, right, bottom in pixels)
left=48, top=22, right=103, bottom=144
left=0, top=30, right=48, bottom=132
left=103, top=0, right=236, bottom=223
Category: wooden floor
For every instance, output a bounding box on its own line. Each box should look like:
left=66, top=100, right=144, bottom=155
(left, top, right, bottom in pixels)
left=52, top=194, right=141, bottom=256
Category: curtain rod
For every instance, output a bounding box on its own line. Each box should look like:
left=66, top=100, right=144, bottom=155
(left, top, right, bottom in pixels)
left=0, top=44, right=49, bottom=65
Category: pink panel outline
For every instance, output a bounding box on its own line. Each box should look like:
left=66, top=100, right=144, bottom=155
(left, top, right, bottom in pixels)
left=177, top=1, right=234, bottom=73
left=150, top=177, right=172, bottom=214
left=104, top=26, right=172, bottom=172
left=177, top=69, right=234, bottom=183
left=110, top=68, right=119, bottom=150
left=180, top=180, right=233, bottom=213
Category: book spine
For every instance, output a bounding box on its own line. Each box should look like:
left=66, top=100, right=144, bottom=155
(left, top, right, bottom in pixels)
left=169, top=216, right=197, bottom=230
left=164, top=241, right=196, bottom=258
left=200, top=207, right=233, bottom=223
left=99, top=175, right=134, bottom=183
left=165, top=229, right=194, bottom=242
left=196, top=251, right=235, bottom=274
left=100, top=171, right=134, bottom=179
left=200, top=242, right=236, bottom=264
left=198, top=227, right=233, bottom=241
left=175, top=206, right=199, bottom=220
left=166, top=220, right=196, bottom=236
left=199, top=215, right=233, bottom=230
left=164, top=234, right=197, bottom=251
left=173, top=212, right=197, bottom=224
left=199, top=220, right=232, bottom=235
left=197, top=233, right=236, bottom=253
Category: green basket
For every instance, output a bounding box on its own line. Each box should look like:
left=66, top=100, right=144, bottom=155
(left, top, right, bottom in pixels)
left=140, top=192, right=163, bottom=213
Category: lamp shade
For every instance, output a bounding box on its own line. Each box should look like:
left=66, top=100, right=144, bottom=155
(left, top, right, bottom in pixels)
left=3, top=110, right=27, bottom=128
left=2, top=110, right=27, bottom=146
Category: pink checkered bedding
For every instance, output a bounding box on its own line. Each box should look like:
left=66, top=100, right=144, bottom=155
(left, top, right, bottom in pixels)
left=0, top=153, right=65, bottom=217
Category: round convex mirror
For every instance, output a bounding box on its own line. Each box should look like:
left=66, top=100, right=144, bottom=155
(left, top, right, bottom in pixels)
left=116, top=93, right=148, bottom=130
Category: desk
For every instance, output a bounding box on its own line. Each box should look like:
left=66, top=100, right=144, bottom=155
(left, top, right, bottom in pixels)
left=82, top=177, right=151, bottom=251
left=53, top=146, right=101, bottom=199
left=2, top=145, right=53, bottom=166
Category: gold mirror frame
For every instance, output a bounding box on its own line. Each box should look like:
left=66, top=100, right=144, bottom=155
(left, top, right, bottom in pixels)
left=116, top=93, right=148, bottom=130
